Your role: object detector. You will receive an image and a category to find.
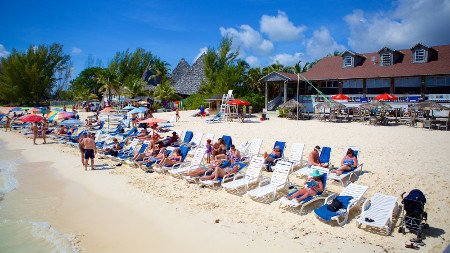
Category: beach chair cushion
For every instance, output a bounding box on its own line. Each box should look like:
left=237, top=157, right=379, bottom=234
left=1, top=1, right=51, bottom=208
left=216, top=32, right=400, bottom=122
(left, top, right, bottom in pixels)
left=319, top=147, right=331, bottom=163
left=314, top=196, right=353, bottom=221
left=222, top=135, right=232, bottom=150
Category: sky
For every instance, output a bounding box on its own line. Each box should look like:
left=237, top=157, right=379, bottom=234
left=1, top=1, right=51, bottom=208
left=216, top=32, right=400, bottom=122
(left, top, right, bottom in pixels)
left=1, top=0, right=450, bottom=78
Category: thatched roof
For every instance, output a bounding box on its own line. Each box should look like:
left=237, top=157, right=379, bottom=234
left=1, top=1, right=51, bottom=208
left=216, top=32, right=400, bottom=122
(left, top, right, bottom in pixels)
left=279, top=99, right=306, bottom=110
left=409, top=101, right=448, bottom=111
left=171, top=58, right=190, bottom=84
left=315, top=101, right=346, bottom=110
left=171, top=54, right=207, bottom=95
left=359, top=100, right=392, bottom=110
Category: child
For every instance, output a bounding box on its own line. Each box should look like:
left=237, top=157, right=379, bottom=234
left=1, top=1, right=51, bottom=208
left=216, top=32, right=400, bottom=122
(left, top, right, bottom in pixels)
left=206, top=139, right=212, bottom=163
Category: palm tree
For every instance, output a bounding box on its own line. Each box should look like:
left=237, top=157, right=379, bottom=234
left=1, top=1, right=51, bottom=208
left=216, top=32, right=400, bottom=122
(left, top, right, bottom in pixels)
left=97, top=68, right=121, bottom=104
left=245, top=67, right=264, bottom=92
left=153, top=78, right=178, bottom=101
left=148, top=58, right=170, bottom=84
left=124, top=78, right=147, bottom=98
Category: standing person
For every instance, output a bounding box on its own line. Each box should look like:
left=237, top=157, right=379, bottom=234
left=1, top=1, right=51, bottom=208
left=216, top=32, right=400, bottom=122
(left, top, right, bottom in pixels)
left=78, top=132, right=87, bottom=166
left=41, top=118, right=48, bottom=144
left=82, top=133, right=97, bottom=171
left=205, top=139, right=212, bottom=163
left=31, top=122, right=39, bottom=145
left=175, top=107, right=180, bottom=122
left=5, top=113, right=12, bottom=132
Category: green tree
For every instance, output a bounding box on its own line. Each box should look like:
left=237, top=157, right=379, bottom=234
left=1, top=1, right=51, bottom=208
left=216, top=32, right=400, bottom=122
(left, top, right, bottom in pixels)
left=124, top=78, right=148, bottom=98
left=0, top=44, right=71, bottom=105
left=148, top=58, right=170, bottom=84
left=244, top=67, right=264, bottom=93
left=97, top=68, right=121, bottom=103
left=109, top=48, right=154, bottom=87
left=70, top=67, right=104, bottom=101
left=153, top=78, right=178, bottom=101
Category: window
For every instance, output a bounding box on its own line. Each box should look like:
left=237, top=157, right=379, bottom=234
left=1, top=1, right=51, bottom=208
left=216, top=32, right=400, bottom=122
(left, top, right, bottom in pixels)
left=342, top=79, right=363, bottom=94
left=380, top=53, right=392, bottom=66
left=320, top=80, right=339, bottom=95
left=394, top=77, right=421, bottom=94
left=414, top=49, right=426, bottom=63
left=367, top=78, right=391, bottom=94
left=425, top=76, right=450, bottom=94
left=343, top=56, right=353, bottom=67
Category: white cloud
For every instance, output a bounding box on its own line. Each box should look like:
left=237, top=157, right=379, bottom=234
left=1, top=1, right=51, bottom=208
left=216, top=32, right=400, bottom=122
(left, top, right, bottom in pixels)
left=0, top=44, right=9, bottom=58
left=260, top=11, right=307, bottom=41
left=305, top=27, right=346, bottom=61
left=245, top=55, right=260, bottom=67
left=270, top=52, right=303, bottom=66
left=71, top=47, right=82, bottom=55
left=344, top=0, right=450, bottom=52
left=220, top=24, right=274, bottom=55
left=193, top=47, right=208, bottom=62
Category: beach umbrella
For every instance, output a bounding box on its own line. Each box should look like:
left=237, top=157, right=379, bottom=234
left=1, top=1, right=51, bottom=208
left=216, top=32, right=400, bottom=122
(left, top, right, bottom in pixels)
left=138, top=118, right=168, bottom=124
left=129, top=107, right=148, bottom=114
left=315, top=101, right=346, bottom=111
left=374, top=93, right=398, bottom=101
left=122, top=105, right=136, bottom=110
left=28, top=108, right=41, bottom=113
left=100, top=107, right=116, bottom=113
left=53, top=111, right=73, bottom=120
left=10, top=107, right=23, bottom=112
left=409, top=101, right=448, bottom=111
left=359, top=100, right=392, bottom=110
left=332, top=94, right=350, bottom=100
left=21, top=114, right=43, bottom=122
left=59, top=119, right=84, bottom=127
left=226, top=99, right=250, bottom=106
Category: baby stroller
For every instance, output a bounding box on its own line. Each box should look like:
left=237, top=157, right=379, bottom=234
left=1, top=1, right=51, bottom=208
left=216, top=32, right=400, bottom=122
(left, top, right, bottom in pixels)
left=398, top=189, right=429, bottom=240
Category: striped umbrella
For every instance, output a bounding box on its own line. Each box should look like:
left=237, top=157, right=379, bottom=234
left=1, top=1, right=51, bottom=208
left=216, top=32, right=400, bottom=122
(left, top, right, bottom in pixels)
left=21, top=114, right=44, bottom=122
left=48, top=111, right=73, bottom=121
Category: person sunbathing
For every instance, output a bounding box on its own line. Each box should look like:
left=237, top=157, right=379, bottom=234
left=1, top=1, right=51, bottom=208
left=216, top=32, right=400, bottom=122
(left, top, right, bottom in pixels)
left=287, top=169, right=324, bottom=202
left=154, top=148, right=182, bottom=168
left=185, top=159, right=230, bottom=178
left=136, top=147, right=167, bottom=169
left=137, top=128, right=148, bottom=138
left=211, top=138, right=226, bottom=160
left=330, top=148, right=358, bottom=175
left=131, top=144, right=154, bottom=162
left=263, top=146, right=281, bottom=171
left=56, top=126, right=68, bottom=136
left=308, top=146, right=328, bottom=168
left=199, top=158, right=245, bottom=182
left=102, top=138, right=121, bottom=157
left=157, top=131, right=179, bottom=147
left=215, top=144, right=240, bottom=162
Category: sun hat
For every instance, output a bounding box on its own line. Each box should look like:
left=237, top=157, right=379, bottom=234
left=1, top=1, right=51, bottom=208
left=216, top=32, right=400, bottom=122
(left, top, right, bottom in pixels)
left=309, top=169, right=322, bottom=177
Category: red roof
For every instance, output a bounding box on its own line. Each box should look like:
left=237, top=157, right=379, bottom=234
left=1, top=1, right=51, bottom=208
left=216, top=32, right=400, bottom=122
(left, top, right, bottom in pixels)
left=300, top=44, right=450, bottom=81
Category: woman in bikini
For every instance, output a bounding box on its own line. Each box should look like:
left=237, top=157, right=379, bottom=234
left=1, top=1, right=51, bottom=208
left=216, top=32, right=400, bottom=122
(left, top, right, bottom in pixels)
left=287, top=169, right=324, bottom=202
left=331, top=148, right=358, bottom=175
left=155, top=148, right=182, bottom=168
left=31, top=122, right=39, bottom=145
left=41, top=118, right=49, bottom=144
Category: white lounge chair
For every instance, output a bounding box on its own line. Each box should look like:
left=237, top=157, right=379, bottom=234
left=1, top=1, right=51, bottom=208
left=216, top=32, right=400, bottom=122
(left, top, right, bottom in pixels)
left=314, top=183, right=368, bottom=226
left=221, top=156, right=265, bottom=193
left=241, top=138, right=263, bottom=160
left=237, top=141, right=249, bottom=155
left=356, top=193, right=399, bottom=235
left=283, top=143, right=305, bottom=168
left=247, top=161, right=292, bottom=203
left=168, top=147, right=206, bottom=177
left=279, top=169, right=328, bottom=214
left=327, top=146, right=363, bottom=186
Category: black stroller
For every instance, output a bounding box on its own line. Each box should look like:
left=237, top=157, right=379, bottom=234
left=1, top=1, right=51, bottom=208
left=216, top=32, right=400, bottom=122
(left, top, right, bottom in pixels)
left=398, top=189, right=429, bottom=240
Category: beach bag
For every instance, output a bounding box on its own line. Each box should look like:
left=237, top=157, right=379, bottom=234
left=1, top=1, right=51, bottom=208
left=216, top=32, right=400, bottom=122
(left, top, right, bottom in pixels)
left=327, top=198, right=343, bottom=212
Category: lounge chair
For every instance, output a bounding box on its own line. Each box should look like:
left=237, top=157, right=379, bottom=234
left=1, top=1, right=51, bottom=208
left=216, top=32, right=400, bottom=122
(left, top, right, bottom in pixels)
left=236, top=141, right=249, bottom=154
left=168, top=147, right=207, bottom=177
left=153, top=145, right=190, bottom=173
left=247, top=161, right=292, bottom=203
left=327, top=147, right=363, bottom=186
left=295, top=146, right=331, bottom=176
left=266, top=141, right=286, bottom=171
left=206, top=112, right=223, bottom=124
left=198, top=162, right=248, bottom=188
left=222, top=156, right=265, bottom=193
left=241, top=138, right=263, bottom=160
left=123, top=141, right=151, bottom=164
left=314, top=183, right=368, bottom=226
left=188, top=132, right=203, bottom=148
left=222, top=135, right=232, bottom=150
left=115, top=139, right=140, bottom=161
left=279, top=171, right=328, bottom=214
left=356, top=193, right=399, bottom=235
left=283, top=143, right=305, bottom=168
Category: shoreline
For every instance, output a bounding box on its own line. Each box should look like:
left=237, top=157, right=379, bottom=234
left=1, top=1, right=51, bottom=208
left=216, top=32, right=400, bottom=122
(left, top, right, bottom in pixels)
left=0, top=110, right=449, bottom=252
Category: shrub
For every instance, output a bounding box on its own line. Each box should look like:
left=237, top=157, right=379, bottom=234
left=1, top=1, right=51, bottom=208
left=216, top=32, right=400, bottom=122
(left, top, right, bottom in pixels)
left=242, top=92, right=265, bottom=113
left=183, top=93, right=210, bottom=110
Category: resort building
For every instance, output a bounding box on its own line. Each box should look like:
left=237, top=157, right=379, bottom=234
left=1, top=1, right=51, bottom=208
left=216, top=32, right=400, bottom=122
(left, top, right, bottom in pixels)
left=260, top=43, right=450, bottom=110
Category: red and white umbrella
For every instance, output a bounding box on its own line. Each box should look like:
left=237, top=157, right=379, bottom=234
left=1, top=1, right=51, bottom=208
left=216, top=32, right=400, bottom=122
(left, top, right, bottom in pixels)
left=374, top=93, right=398, bottom=101
left=21, top=114, right=44, bottom=122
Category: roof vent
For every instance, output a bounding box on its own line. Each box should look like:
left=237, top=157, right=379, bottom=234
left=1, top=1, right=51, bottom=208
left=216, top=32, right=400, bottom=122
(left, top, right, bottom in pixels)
left=371, top=56, right=377, bottom=64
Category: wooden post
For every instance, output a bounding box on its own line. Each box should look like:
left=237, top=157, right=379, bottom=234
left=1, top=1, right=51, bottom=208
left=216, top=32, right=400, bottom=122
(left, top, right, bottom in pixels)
left=265, top=81, right=268, bottom=110
left=283, top=81, right=287, bottom=103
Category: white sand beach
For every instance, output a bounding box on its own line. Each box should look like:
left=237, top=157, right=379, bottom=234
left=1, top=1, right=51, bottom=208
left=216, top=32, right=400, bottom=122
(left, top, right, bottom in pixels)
left=1, top=109, right=449, bottom=253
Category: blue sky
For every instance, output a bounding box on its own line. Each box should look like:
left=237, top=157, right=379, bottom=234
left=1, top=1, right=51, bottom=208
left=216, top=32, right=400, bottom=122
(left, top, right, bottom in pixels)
left=1, top=0, right=449, bottom=78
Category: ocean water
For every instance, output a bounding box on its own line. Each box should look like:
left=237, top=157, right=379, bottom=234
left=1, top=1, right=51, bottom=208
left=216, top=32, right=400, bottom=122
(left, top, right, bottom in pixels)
left=0, top=141, right=78, bottom=253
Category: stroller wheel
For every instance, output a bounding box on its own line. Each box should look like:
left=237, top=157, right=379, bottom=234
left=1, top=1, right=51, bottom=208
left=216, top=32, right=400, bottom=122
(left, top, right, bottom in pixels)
left=398, top=227, right=405, bottom=234
left=423, top=223, right=430, bottom=229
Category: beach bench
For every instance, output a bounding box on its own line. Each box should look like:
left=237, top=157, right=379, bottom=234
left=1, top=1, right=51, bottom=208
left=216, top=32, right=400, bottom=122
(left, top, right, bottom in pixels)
left=356, top=193, right=399, bottom=235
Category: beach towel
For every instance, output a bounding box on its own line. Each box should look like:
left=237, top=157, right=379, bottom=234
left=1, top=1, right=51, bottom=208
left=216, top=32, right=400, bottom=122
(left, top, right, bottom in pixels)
left=314, top=196, right=353, bottom=221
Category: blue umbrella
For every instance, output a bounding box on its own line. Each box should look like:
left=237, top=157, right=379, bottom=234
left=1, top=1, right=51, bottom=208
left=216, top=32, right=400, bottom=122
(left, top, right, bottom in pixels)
left=60, top=119, right=84, bottom=127
left=130, top=107, right=148, bottom=114
left=123, top=105, right=136, bottom=110
left=10, top=107, right=23, bottom=112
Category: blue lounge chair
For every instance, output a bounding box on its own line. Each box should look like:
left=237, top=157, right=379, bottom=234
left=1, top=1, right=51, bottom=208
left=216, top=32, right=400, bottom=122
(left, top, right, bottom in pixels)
left=153, top=145, right=190, bottom=173
left=121, top=141, right=150, bottom=162
left=199, top=162, right=248, bottom=188
left=328, top=147, right=363, bottom=186
left=206, top=112, right=223, bottom=124
left=222, top=135, right=233, bottom=150
left=314, top=183, right=368, bottom=226
left=176, top=131, right=193, bottom=147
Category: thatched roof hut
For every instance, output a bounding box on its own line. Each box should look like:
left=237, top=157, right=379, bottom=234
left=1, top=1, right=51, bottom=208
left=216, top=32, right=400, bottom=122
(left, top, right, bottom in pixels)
left=315, top=101, right=346, bottom=111
left=171, top=54, right=207, bottom=95
left=409, top=101, right=448, bottom=111
left=279, top=99, right=306, bottom=110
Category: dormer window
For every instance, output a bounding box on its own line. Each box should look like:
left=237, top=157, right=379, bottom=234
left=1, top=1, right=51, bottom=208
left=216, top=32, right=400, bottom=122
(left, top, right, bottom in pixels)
left=380, top=53, right=392, bottom=66
left=414, top=49, right=426, bottom=63
left=343, top=56, right=353, bottom=67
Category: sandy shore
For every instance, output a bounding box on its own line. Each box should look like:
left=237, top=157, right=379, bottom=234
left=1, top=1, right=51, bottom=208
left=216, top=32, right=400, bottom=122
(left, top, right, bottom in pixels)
left=0, top=109, right=449, bottom=252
